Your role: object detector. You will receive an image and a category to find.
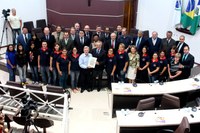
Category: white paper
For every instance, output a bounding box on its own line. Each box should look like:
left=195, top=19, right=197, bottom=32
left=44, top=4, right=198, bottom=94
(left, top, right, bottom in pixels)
left=88, top=57, right=97, bottom=68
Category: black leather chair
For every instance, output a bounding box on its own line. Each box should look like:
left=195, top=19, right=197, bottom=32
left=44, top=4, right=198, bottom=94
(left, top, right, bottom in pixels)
left=34, top=118, right=54, bottom=133
left=23, top=21, right=34, bottom=33
left=159, top=94, right=180, bottom=109
left=157, top=116, right=190, bottom=133
left=36, top=19, right=47, bottom=30
left=4, top=81, right=26, bottom=106
left=135, top=97, right=155, bottom=111
left=26, top=84, right=46, bottom=104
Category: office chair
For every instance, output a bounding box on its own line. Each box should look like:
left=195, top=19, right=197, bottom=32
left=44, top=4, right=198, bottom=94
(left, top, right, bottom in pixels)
left=159, top=94, right=180, bottom=109
left=23, top=21, right=34, bottom=33
left=34, top=118, right=54, bottom=133
left=157, top=116, right=190, bottom=133
left=26, top=84, right=47, bottom=110
left=135, top=97, right=155, bottom=111
left=2, top=81, right=25, bottom=106
left=36, top=19, right=47, bottom=30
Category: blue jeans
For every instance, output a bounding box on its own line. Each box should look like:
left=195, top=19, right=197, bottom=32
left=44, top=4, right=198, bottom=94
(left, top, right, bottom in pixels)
left=17, top=65, right=27, bottom=83
left=40, top=66, right=51, bottom=84
left=8, top=68, right=16, bottom=81
left=12, top=28, right=21, bottom=45
left=59, top=71, right=68, bottom=89
left=148, top=75, right=158, bottom=83
left=52, top=68, right=59, bottom=86
left=70, top=70, right=80, bottom=88
left=30, top=65, right=39, bottom=82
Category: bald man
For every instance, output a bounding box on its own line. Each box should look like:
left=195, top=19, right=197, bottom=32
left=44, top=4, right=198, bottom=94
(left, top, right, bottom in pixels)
left=132, top=30, right=146, bottom=54
left=41, top=27, right=56, bottom=50
left=104, top=32, right=119, bottom=54
left=145, top=31, right=163, bottom=58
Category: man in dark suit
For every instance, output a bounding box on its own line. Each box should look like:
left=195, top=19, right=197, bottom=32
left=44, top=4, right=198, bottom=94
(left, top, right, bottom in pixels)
left=161, top=31, right=176, bottom=57
left=132, top=30, right=146, bottom=55
left=179, top=45, right=194, bottom=79
left=69, top=27, right=76, bottom=41
left=104, top=27, right=111, bottom=42
left=94, top=25, right=105, bottom=42
left=60, top=32, right=74, bottom=51
left=117, top=27, right=132, bottom=51
left=104, top=32, right=119, bottom=54
left=74, top=22, right=81, bottom=35
left=176, top=35, right=188, bottom=56
left=116, top=25, right=122, bottom=39
left=146, top=31, right=162, bottom=58
left=84, top=25, right=93, bottom=44
left=17, top=27, right=31, bottom=52
left=91, top=41, right=106, bottom=91
left=74, top=30, right=90, bottom=54
left=41, top=27, right=56, bottom=50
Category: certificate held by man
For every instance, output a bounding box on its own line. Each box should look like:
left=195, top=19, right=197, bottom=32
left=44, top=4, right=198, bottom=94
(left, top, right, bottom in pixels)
left=88, top=57, right=97, bottom=68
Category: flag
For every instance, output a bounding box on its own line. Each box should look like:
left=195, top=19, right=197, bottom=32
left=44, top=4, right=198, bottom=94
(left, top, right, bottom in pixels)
left=190, top=0, right=200, bottom=34
left=173, top=0, right=182, bottom=27
left=181, top=0, right=195, bottom=28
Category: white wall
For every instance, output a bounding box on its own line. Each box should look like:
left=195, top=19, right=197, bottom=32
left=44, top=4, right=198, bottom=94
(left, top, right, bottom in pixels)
left=0, top=0, right=47, bottom=46
left=136, top=0, right=200, bottom=63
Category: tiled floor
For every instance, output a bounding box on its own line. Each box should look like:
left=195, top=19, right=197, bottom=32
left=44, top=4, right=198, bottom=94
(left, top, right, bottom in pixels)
left=0, top=69, right=117, bottom=133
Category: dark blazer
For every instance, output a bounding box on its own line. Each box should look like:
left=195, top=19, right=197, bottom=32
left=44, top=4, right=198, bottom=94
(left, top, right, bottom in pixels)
left=104, top=39, right=119, bottom=54
left=132, top=37, right=146, bottom=54
left=146, top=37, right=162, bottom=57
left=117, top=35, right=132, bottom=49
left=104, top=33, right=111, bottom=42
left=60, top=38, right=74, bottom=51
left=93, top=32, right=105, bottom=42
left=74, top=36, right=90, bottom=54
left=161, top=38, right=176, bottom=57
left=84, top=31, right=93, bottom=44
left=180, top=53, right=194, bottom=79
left=91, top=48, right=106, bottom=70
left=41, top=34, right=56, bottom=50
left=17, top=33, right=32, bottom=51
left=175, top=41, right=188, bottom=56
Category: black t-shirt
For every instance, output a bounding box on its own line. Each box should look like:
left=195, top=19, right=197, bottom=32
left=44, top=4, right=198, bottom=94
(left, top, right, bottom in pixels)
left=140, top=55, right=150, bottom=68
left=68, top=54, right=80, bottom=71
left=16, top=52, right=27, bottom=67
left=50, top=51, right=61, bottom=68
left=149, top=60, right=160, bottom=76
left=57, top=55, right=69, bottom=72
left=159, top=58, right=168, bottom=73
left=115, top=52, right=129, bottom=71
left=28, top=48, right=39, bottom=66
left=106, top=55, right=117, bottom=74
left=39, top=48, right=52, bottom=66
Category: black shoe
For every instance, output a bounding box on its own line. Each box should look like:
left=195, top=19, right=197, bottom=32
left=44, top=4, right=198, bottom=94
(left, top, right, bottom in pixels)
left=81, top=89, right=84, bottom=93
left=97, top=88, right=101, bottom=92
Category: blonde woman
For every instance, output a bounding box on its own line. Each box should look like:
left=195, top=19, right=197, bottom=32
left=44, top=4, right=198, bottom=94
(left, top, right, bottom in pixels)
left=127, top=46, right=140, bottom=83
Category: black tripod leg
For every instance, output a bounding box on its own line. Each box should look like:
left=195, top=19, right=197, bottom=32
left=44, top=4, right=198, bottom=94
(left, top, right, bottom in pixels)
left=0, top=20, right=7, bottom=45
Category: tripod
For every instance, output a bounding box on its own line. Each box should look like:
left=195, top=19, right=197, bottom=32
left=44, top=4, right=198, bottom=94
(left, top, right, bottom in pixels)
left=23, top=116, right=40, bottom=133
left=0, top=18, right=11, bottom=46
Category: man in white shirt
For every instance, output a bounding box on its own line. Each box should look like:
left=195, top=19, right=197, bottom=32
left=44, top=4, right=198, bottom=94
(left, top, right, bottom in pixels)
left=8, top=8, right=22, bottom=45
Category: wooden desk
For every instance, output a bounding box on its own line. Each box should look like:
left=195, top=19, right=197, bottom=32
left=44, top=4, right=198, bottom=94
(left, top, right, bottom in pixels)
left=116, top=107, right=200, bottom=133
left=111, top=75, right=200, bottom=118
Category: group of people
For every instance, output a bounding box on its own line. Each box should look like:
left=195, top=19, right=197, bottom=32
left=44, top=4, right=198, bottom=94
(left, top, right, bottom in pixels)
left=5, top=20, right=195, bottom=93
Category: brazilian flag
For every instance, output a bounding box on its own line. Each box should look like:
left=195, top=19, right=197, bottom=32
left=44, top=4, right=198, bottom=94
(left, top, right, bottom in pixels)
left=181, top=0, right=200, bottom=35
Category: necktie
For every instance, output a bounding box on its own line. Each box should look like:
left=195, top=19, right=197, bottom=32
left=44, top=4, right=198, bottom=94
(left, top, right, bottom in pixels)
left=25, top=34, right=28, bottom=43
left=86, top=32, right=89, bottom=38
left=46, top=35, right=49, bottom=40
left=111, top=40, right=114, bottom=48
left=182, top=54, right=185, bottom=62
left=80, top=37, right=84, bottom=44
left=97, top=49, right=100, bottom=54
left=177, top=42, right=182, bottom=52
left=136, top=37, right=141, bottom=48
left=57, top=33, right=60, bottom=41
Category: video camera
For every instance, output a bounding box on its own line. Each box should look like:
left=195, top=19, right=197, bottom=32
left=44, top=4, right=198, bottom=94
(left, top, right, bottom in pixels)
left=21, top=95, right=38, bottom=119
left=2, top=9, right=10, bottom=19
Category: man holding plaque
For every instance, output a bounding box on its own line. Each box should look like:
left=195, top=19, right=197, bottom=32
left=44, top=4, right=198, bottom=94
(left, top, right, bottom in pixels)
left=91, top=41, right=106, bottom=92
left=79, top=46, right=93, bottom=93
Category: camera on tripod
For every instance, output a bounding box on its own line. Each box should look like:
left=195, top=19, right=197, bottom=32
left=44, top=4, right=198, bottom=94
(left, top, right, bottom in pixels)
left=2, top=9, right=10, bottom=19
left=21, top=95, right=38, bottom=119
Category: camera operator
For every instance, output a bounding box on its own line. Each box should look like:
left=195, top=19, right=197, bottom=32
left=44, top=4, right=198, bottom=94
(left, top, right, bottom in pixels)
left=7, top=8, right=22, bottom=45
